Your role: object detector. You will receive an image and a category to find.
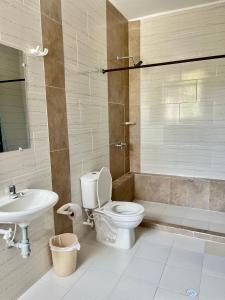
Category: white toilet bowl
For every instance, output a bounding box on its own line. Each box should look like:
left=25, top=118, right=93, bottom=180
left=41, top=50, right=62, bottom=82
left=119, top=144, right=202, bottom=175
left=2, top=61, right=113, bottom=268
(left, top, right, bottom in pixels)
left=80, top=168, right=144, bottom=249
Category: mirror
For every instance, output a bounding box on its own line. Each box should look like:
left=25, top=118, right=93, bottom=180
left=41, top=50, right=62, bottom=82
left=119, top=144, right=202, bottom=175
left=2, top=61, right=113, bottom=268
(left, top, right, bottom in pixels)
left=0, top=44, right=30, bottom=153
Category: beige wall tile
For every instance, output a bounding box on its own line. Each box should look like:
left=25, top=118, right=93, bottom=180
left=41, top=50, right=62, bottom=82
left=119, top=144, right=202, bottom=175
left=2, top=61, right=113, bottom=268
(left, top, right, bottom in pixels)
left=140, top=2, right=225, bottom=179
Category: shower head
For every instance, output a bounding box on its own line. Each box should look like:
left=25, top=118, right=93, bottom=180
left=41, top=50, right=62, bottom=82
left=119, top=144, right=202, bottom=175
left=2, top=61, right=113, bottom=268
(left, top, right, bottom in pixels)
left=116, top=56, right=143, bottom=67
left=134, top=60, right=143, bottom=67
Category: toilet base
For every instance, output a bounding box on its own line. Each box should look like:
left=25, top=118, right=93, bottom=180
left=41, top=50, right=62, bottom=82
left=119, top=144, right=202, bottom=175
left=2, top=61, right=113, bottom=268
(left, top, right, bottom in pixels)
left=96, top=227, right=135, bottom=249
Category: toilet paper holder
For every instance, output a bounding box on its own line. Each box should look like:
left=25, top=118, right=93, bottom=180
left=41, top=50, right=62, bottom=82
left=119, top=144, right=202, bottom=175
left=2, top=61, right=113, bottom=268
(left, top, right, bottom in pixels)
left=57, top=203, right=82, bottom=220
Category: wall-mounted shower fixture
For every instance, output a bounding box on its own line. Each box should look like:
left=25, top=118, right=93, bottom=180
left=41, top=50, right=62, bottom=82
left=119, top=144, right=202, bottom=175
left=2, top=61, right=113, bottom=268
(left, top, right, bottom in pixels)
left=115, top=142, right=126, bottom=151
left=116, top=56, right=143, bottom=67
left=102, top=53, right=225, bottom=74
left=125, top=122, right=136, bottom=126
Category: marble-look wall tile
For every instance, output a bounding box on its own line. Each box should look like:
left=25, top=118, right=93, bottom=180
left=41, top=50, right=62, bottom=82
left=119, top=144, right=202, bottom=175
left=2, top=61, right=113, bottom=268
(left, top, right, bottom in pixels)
left=135, top=173, right=225, bottom=212
left=135, top=173, right=170, bottom=204
left=107, top=1, right=129, bottom=179
left=209, top=180, right=225, bottom=212
left=0, top=0, right=53, bottom=298
left=61, top=0, right=109, bottom=237
left=170, top=177, right=210, bottom=209
left=140, top=2, right=225, bottom=180
left=129, top=21, right=141, bottom=172
left=112, top=172, right=134, bottom=201
left=41, top=0, right=73, bottom=234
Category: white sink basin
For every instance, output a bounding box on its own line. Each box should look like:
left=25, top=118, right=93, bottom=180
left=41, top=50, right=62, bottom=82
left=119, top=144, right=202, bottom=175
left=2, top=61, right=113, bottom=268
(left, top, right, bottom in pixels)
left=0, top=189, right=58, bottom=225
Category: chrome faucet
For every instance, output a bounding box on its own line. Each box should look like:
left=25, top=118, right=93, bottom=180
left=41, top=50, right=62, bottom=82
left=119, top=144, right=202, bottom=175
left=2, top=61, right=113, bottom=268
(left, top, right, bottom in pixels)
left=8, top=185, right=24, bottom=199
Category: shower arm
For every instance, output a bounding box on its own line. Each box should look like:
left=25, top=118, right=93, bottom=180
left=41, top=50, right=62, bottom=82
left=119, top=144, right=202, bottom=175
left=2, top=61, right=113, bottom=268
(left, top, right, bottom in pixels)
left=102, top=53, right=225, bottom=74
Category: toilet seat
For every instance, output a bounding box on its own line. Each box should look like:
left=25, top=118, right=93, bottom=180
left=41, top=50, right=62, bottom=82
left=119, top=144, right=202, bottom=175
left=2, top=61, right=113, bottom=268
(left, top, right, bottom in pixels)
left=103, top=201, right=144, bottom=218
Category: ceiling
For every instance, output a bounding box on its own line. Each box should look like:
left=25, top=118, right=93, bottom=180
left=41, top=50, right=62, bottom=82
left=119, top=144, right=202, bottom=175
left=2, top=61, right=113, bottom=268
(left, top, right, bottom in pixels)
left=110, top=0, right=221, bottom=20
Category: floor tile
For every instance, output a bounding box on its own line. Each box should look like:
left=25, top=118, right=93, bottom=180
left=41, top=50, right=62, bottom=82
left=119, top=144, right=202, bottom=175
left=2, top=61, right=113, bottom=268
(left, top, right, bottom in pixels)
left=173, top=235, right=205, bottom=253
left=154, top=288, right=196, bottom=300
left=63, top=268, right=120, bottom=300
left=167, top=248, right=203, bottom=270
left=78, top=242, right=106, bottom=269
left=199, top=273, right=225, bottom=300
left=90, top=249, right=132, bottom=274
left=160, top=265, right=201, bottom=295
left=41, top=267, right=86, bottom=289
left=109, top=275, right=157, bottom=300
left=135, top=240, right=171, bottom=263
left=124, top=257, right=165, bottom=285
left=18, top=278, right=68, bottom=300
left=203, top=254, right=225, bottom=278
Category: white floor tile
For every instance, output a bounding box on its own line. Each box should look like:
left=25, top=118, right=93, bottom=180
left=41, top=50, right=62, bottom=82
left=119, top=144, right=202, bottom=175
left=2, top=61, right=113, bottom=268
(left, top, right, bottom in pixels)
left=41, top=267, right=86, bottom=289
left=135, top=240, right=171, bottom=263
left=18, top=278, right=68, bottom=300
left=203, top=254, right=225, bottom=278
left=124, top=257, right=165, bottom=285
left=154, top=288, right=196, bottom=300
left=62, top=267, right=120, bottom=300
left=90, top=249, right=132, bottom=273
left=109, top=275, right=157, bottom=300
left=167, top=248, right=203, bottom=270
left=160, top=265, right=201, bottom=295
left=199, top=273, right=225, bottom=300
left=173, top=235, right=205, bottom=253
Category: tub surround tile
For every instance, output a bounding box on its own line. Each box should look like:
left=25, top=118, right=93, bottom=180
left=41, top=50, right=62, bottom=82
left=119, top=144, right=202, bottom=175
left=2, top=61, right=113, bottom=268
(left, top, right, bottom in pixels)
left=135, top=173, right=225, bottom=212
left=209, top=180, right=225, bottom=212
left=110, top=144, right=125, bottom=181
left=135, top=174, right=170, bottom=204
left=112, top=173, right=134, bottom=201
left=170, top=177, right=210, bottom=209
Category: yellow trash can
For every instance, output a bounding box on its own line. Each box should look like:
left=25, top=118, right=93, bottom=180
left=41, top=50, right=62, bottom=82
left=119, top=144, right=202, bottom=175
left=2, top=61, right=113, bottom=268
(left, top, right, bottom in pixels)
left=49, top=233, right=80, bottom=277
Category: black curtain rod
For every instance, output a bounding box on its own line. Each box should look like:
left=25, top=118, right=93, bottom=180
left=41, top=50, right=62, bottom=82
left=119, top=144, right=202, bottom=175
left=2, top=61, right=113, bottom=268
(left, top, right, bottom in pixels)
left=102, top=54, right=225, bottom=74
left=0, top=78, right=25, bottom=84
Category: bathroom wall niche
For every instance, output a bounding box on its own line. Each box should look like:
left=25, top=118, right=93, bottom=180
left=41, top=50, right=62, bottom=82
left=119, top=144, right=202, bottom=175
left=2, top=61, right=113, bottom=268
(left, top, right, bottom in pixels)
left=0, top=43, right=30, bottom=153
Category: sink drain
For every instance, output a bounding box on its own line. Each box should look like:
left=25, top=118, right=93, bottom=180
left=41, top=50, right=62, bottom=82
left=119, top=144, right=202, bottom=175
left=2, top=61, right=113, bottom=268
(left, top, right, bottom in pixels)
left=186, top=288, right=198, bottom=298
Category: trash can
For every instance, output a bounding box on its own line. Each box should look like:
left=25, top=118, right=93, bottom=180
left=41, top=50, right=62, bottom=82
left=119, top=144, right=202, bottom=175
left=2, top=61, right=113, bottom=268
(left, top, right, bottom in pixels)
left=49, top=233, right=80, bottom=277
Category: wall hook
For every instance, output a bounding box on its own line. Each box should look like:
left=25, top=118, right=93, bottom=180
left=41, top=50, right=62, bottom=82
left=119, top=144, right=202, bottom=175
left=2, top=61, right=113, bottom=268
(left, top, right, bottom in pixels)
left=30, top=45, right=48, bottom=57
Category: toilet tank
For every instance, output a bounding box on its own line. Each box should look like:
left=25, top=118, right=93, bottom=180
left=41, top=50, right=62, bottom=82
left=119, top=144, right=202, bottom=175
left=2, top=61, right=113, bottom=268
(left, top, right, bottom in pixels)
left=80, top=171, right=99, bottom=209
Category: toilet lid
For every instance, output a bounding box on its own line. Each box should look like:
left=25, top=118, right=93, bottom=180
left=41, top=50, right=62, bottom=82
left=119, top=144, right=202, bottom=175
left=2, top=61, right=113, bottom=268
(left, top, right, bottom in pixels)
left=97, top=167, right=112, bottom=208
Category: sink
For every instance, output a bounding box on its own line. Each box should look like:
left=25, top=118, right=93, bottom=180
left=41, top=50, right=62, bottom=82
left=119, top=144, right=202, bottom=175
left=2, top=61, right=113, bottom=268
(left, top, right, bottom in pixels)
left=0, top=189, right=58, bottom=225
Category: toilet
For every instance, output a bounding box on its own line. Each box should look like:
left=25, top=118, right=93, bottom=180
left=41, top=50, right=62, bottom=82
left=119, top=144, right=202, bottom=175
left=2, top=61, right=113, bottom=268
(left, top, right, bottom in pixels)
left=80, top=167, right=144, bottom=249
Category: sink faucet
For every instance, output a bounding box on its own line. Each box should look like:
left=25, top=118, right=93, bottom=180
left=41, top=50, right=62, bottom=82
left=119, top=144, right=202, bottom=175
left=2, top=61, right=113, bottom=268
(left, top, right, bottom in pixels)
left=8, top=185, right=24, bottom=199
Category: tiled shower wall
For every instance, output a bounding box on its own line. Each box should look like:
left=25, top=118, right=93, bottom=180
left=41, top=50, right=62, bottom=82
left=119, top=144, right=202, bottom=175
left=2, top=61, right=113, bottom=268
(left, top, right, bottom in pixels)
left=107, top=1, right=130, bottom=181
left=61, top=0, right=109, bottom=236
left=0, top=0, right=53, bottom=298
left=140, top=2, right=225, bottom=180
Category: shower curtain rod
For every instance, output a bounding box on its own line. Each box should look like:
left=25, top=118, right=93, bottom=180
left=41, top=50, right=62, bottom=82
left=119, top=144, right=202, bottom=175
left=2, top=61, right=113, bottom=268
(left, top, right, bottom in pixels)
left=0, top=78, right=25, bottom=84
left=102, top=54, right=225, bottom=74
